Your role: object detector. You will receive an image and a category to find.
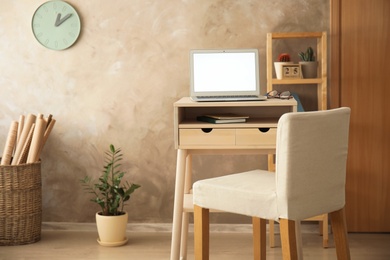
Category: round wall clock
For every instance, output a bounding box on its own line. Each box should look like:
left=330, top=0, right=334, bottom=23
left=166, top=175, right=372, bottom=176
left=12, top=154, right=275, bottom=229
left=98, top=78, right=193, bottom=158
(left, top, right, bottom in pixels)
left=32, top=0, right=81, bottom=50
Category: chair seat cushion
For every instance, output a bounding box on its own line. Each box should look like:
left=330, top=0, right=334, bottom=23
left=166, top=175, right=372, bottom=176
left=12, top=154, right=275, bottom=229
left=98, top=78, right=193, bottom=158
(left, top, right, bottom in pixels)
left=193, top=169, right=278, bottom=220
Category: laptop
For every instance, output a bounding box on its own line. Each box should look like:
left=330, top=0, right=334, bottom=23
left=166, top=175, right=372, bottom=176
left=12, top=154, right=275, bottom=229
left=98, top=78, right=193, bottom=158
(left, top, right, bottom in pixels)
left=190, top=49, right=266, bottom=102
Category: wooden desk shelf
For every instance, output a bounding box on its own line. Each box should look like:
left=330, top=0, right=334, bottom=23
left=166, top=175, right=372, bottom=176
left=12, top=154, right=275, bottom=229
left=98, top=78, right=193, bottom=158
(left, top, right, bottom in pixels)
left=266, top=31, right=327, bottom=110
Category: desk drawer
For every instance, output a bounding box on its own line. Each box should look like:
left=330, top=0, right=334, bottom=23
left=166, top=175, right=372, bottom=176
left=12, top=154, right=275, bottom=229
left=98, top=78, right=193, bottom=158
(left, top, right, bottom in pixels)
left=179, top=129, right=235, bottom=146
left=236, top=128, right=277, bottom=146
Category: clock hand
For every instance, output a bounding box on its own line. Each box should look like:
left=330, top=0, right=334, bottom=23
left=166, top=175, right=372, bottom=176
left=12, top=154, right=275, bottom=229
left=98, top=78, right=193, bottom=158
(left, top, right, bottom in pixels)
left=55, top=13, right=61, bottom=26
left=55, top=13, right=72, bottom=27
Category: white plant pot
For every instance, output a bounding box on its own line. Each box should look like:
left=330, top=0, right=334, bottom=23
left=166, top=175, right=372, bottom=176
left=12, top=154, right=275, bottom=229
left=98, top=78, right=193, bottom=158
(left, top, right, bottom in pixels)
left=96, top=212, right=128, bottom=247
left=274, top=62, right=293, bottom=79
left=299, top=61, right=318, bottom=78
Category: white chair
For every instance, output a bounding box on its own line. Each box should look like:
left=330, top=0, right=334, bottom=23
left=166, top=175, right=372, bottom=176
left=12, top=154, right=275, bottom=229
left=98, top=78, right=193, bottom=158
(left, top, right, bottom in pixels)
left=193, top=108, right=351, bottom=260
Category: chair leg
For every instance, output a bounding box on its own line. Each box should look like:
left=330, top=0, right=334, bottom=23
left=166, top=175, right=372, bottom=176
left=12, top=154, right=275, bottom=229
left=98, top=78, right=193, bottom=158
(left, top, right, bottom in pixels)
left=280, top=219, right=298, bottom=260
left=194, top=205, right=209, bottom=260
left=252, top=217, right=267, bottom=260
left=329, top=207, right=351, bottom=260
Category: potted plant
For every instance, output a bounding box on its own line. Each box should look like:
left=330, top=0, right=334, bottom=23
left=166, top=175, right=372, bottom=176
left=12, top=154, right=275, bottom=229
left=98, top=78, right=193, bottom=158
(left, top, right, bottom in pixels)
left=274, top=53, right=293, bottom=79
left=80, top=144, right=141, bottom=247
left=298, top=46, right=318, bottom=78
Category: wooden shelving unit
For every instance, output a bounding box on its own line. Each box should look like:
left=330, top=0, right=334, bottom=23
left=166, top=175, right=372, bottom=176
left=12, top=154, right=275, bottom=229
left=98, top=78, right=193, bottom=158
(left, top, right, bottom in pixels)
left=266, top=32, right=329, bottom=249
left=266, top=31, right=327, bottom=110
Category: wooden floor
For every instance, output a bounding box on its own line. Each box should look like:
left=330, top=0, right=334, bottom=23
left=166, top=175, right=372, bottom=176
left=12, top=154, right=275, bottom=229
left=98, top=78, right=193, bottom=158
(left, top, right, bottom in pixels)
left=1, top=223, right=390, bottom=260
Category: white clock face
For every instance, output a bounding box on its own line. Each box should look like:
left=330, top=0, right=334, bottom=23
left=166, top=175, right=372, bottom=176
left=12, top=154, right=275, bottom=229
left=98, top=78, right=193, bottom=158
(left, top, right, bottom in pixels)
left=32, top=1, right=81, bottom=50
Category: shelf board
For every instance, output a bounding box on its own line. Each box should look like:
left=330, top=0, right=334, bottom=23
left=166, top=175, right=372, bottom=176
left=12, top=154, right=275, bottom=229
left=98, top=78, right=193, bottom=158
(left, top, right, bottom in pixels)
left=271, top=78, right=323, bottom=84
left=174, top=97, right=297, bottom=107
left=271, top=32, right=323, bottom=39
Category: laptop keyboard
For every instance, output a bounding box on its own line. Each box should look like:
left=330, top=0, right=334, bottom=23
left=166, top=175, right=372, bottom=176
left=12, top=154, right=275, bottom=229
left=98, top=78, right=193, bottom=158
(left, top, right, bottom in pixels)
left=194, top=95, right=266, bottom=102
left=198, top=95, right=258, bottom=99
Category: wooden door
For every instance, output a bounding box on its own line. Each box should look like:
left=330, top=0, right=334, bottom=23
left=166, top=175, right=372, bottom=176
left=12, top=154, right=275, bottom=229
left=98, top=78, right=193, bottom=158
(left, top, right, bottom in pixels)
left=330, top=0, right=390, bottom=232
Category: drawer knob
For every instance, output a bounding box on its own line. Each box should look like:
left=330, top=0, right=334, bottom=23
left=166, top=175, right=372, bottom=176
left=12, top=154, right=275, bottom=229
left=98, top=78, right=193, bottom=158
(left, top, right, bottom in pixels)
left=258, top=128, right=270, bottom=133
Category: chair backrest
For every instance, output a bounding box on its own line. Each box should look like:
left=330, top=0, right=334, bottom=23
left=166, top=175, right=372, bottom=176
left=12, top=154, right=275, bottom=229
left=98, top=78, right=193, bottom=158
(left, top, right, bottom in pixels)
left=275, top=108, right=351, bottom=220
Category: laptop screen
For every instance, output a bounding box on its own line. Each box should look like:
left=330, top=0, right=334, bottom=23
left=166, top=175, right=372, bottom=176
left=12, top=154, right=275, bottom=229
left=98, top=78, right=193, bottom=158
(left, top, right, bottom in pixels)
left=190, top=49, right=260, bottom=97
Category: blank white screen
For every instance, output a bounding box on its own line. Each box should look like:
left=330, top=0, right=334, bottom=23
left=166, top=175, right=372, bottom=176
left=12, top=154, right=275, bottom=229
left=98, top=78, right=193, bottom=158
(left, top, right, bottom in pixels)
left=193, top=52, right=257, bottom=92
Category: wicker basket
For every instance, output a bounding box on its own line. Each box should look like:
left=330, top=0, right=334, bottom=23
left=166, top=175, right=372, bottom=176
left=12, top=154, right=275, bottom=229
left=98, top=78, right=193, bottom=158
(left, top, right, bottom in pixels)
left=0, top=161, right=42, bottom=246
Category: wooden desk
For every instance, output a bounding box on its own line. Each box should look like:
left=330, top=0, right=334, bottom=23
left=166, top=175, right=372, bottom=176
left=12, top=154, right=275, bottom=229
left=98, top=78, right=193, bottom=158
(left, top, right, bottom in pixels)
left=170, top=97, right=297, bottom=260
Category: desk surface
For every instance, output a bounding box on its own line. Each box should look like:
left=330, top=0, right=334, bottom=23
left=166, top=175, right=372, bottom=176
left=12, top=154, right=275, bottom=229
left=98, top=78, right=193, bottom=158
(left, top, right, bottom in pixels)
left=174, top=97, right=297, bottom=107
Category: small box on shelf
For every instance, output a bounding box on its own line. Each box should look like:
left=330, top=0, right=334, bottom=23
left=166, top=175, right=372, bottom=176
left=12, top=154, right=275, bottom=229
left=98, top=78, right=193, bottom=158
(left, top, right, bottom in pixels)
left=282, top=64, right=302, bottom=79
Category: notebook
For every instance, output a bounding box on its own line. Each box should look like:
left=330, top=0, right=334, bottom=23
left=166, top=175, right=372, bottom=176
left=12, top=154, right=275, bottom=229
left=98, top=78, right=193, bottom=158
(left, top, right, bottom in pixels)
left=189, top=49, right=266, bottom=102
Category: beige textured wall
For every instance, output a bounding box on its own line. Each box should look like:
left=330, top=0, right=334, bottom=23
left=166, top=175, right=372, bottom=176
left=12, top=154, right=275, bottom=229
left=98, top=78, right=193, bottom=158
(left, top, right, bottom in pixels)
left=0, top=0, right=329, bottom=223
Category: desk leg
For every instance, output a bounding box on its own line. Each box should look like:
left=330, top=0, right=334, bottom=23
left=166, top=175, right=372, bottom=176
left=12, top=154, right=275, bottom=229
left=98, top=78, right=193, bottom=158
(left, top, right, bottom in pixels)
left=171, top=149, right=188, bottom=260
left=296, top=221, right=303, bottom=260
left=180, top=213, right=189, bottom=260
left=180, top=154, right=192, bottom=259
left=268, top=154, right=276, bottom=248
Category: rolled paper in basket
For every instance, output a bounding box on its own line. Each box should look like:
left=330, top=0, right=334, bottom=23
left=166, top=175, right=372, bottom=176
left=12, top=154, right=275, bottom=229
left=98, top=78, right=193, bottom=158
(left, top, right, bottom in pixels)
left=46, top=114, right=53, bottom=129
left=1, top=121, right=18, bottom=165
left=38, top=118, right=56, bottom=156
left=12, top=114, right=36, bottom=165
left=17, top=124, right=35, bottom=165
left=16, top=115, right=25, bottom=146
left=27, top=118, right=46, bottom=163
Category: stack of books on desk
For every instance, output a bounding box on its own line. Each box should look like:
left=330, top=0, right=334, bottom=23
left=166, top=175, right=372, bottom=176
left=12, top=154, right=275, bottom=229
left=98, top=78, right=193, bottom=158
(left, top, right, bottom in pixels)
left=196, top=113, right=249, bottom=124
